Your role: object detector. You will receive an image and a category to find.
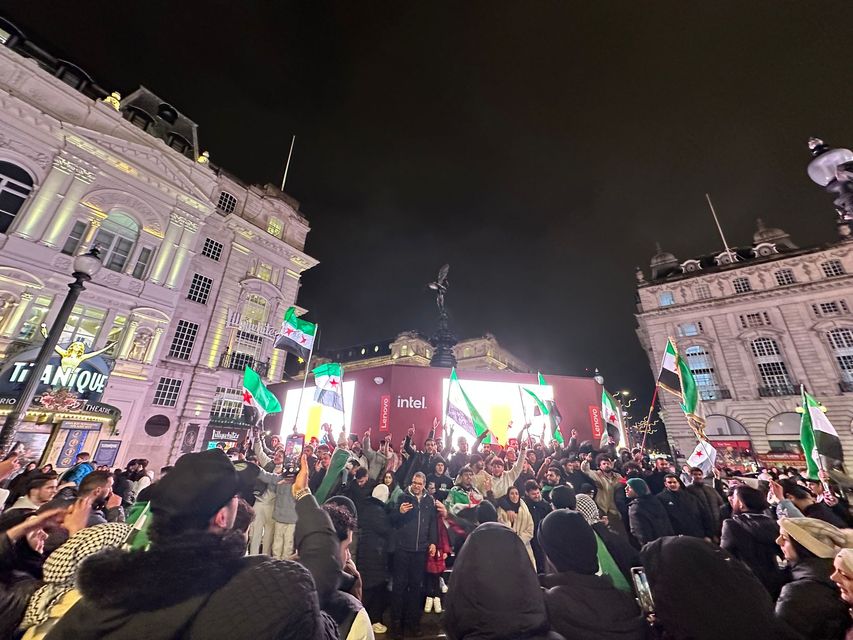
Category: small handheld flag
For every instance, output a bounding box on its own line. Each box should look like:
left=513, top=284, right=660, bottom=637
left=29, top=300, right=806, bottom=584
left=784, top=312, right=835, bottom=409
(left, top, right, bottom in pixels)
left=657, top=339, right=681, bottom=396
left=800, top=389, right=844, bottom=479
left=523, top=373, right=563, bottom=444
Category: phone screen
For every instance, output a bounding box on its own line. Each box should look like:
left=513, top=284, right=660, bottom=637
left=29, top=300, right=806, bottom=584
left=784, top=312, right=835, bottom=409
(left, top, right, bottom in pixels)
left=631, top=567, right=654, bottom=614
left=283, top=434, right=305, bottom=476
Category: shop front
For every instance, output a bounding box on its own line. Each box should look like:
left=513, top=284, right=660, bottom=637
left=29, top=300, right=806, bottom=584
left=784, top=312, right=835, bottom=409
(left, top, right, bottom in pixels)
left=707, top=438, right=758, bottom=473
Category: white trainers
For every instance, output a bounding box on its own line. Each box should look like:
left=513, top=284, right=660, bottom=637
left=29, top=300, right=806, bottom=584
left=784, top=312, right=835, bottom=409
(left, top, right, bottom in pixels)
left=372, top=622, right=387, bottom=634
left=440, top=577, right=448, bottom=593
left=433, top=598, right=443, bottom=614
left=424, top=596, right=434, bottom=613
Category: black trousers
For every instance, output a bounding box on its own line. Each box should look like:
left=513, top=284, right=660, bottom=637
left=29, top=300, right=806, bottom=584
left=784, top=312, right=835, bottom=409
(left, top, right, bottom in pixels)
left=363, top=583, right=388, bottom=625
left=391, top=549, right=427, bottom=630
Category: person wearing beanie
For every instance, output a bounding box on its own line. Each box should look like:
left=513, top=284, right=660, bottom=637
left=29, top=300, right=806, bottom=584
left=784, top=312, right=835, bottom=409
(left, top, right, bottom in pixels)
left=550, top=484, right=577, bottom=510
left=46, top=449, right=339, bottom=640
left=775, top=517, right=852, bottom=639
left=537, top=510, right=645, bottom=640
left=426, top=457, right=454, bottom=503
left=477, top=500, right=498, bottom=524
left=626, top=477, right=673, bottom=546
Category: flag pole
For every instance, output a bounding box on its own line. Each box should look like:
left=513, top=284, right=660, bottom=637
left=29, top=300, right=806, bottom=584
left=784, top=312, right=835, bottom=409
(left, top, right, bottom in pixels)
left=706, top=193, right=736, bottom=264
left=640, top=386, right=659, bottom=452
left=281, top=135, right=296, bottom=191
left=292, top=327, right=317, bottom=434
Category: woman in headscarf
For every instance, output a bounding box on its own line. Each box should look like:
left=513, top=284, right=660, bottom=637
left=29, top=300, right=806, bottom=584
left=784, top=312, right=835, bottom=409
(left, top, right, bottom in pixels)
left=775, top=517, right=851, bottom=639
left=642, top=536, right=804, bottom=640
left=538, top=510, right=645, bottom=640
left=496, top=485, right=535, bottom=567
left=444, top=522, right=560, bottom=640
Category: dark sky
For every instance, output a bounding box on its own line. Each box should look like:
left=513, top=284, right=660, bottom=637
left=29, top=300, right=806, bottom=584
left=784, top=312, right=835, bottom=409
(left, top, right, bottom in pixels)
left=7, top=2, right=853, bottom=416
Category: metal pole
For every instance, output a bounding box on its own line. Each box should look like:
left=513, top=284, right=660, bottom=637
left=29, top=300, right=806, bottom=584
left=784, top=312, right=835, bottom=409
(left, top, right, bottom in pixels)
left=0, top=272, right=89, bottom=453
left=291, top=343, right=315, bottom=434
left=281, top=135, right=296, bottom=192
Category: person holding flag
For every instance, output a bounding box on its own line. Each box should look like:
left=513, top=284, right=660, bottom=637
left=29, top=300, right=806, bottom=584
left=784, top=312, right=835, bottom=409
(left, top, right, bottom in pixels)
left=799, top=388, right=846, bottom=484
left=522, top=373, right=564, bottom=445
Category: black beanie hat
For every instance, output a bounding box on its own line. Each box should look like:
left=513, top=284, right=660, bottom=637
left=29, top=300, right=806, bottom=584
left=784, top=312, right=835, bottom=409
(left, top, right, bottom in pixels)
left=550, top=485, right=577, bottom=510
left=538, top=509, right=598, bottom=574
left=477, top=500, right=498, bottom=523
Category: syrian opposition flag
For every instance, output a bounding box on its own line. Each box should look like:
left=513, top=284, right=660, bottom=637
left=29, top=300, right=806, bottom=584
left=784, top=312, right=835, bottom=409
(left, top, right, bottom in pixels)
left=601, top=390, right=623, bottom=447
left=243, top=366, right=282, bottom=421
left=657, top=338, right=681, bottom=396
left=800, top=389, right=844, bottom=479
left=313, top=363, right=344, bottom=412
left=274, top=307, right=316, bottom=360
left=687, top=440, right=717, bottom=476
left=446, top=368, right=491, bottom=443
left=523, top=373, right=564, bottom=444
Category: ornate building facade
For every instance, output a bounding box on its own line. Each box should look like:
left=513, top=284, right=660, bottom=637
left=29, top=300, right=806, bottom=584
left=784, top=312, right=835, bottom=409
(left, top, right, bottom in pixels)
left=635, top=219, right=853, bottom=469
left=0, top=19, right=316, bottom=469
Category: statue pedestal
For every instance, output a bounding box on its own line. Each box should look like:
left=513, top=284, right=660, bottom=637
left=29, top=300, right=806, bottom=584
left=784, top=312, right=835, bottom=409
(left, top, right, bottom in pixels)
left=429, top=312, right=457, bottom=368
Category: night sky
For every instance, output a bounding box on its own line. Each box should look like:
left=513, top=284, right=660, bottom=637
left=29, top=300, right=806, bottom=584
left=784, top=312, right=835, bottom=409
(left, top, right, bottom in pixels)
left=6, top=2, right=853, bottom=425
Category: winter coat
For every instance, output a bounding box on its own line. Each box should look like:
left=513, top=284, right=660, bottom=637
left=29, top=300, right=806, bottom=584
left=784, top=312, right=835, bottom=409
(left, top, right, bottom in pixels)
left=447, top=450, right=469, bottom=479
left=497, top=499, right=535, bottom=567
left=541, top=571, right=646, bottom=640
left=256, top=469, right=297, bottom=523
left=686, top=481, right=724, bottom=535
left=45, top=497, right=340, bottom=640
left=656, top=488, right=708, bottom=538
left=564, top=469, right=596, bottom=493
left=523, top=496, right=553, bottom=573
left=361, top=435, right=388, bottom=480
left=591, top=522, right=640, bottom=583
left=628, top=494, right=673, bottom=545
left=0, top=532, right=42, bottom=640
left=389, top=490, right=437, bottom=552
left=804, top=501, right=850, bottom=529
left=720, top=512, right=787, bottom=598
left=426, top=472, right=454, bottom=503
left=425, top=514, right=452, bottom=575
left=59, top=462, right=94, bottom=487
left=775, top=557, right=849, bottom=640
left=587, top=469, right=624, bottom=519
left=644, top=470, right=669, bottom=496
left=355, top=497, right=391, bottom=589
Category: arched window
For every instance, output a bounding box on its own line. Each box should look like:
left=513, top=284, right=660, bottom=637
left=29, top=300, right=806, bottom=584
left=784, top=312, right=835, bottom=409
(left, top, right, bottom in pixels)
left=706, top=415, right=749, bottom=437
left=828, top=328, right=853, bottom=384
left=93, top=211, right=139, bottom=272
left=242, top=294, right=268, bottom=325
left=766, top=412, right=800, bottom=436
left=0, top=161, right=34, bottom=234
left=751, top=337, right=793, bottom=394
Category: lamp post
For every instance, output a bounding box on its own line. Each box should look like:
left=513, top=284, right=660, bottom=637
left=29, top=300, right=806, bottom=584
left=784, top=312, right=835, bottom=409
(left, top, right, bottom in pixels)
left=807, top=137, right=853, bottom=239
left=0, top=248, right=102, bottom=453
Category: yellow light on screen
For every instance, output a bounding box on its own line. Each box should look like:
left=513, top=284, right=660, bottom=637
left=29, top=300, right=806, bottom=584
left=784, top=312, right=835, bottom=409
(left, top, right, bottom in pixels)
left=489, top=405, right=512, bottom=445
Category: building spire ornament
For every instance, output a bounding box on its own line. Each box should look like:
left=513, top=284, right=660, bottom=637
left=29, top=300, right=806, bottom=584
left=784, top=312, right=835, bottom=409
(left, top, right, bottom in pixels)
left=806, top=137, right=853, bottom=240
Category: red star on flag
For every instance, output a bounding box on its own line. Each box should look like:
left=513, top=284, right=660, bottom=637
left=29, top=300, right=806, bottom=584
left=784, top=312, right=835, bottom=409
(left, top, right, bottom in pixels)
left=284, top=327, right=294, bottom=336
left=329, top=378, right=339, bottom=388
left=299, top=335, right=307, bottom=344
left=242, top=389, right=252, bottom=404
left=695, top=451, right=703, bottom=457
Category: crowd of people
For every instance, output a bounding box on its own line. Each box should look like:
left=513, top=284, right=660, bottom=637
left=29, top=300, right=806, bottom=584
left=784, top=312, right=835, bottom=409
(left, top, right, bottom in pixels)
left=0, top=423, right=853, bottom=639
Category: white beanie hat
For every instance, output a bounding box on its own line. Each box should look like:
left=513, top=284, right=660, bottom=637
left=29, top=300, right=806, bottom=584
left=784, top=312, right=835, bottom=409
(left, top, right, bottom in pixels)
left=372, top=483, right=390, bottom=503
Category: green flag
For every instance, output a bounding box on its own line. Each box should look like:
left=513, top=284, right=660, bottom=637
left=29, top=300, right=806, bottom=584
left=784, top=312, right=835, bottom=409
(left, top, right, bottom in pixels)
left=243, top=366, right=282, bottom=418
left=446, top=368, right=491, bottom=443
left=800, top=389, right=844, bottom=479
left=274, top=307, right=316, bottom=359
left=524, top=373, right=563, bottom=444
left=313, top=363, right=344, bottom=412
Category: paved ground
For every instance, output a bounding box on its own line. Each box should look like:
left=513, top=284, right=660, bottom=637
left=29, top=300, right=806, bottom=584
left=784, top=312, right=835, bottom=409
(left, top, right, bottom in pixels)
left=374, top=612, right=445, bottom=639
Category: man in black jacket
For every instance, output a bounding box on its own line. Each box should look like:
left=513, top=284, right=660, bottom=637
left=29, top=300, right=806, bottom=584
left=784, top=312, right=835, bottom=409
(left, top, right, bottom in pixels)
left=46, top=449, right=339, bottom=640
left=389, top=471, right=437, bottom=640
left=657, top=474, right=711, bottom=539
left=522, top=479, right=553, bottom=573
left=626, top=477, right=674, bottom=545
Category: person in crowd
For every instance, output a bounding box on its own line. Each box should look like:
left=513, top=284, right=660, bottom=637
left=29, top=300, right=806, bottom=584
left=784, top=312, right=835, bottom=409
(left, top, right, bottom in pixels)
left=322, top=500, right=362, bottom=601
left=347, top=436, right=369, bottom=472
left=686, top=467, right=725, bottom=539
left=424, top=499, right=452, bottom=615
left=444, top=522, right=558, bottom=640
left=426, top=458, right=453, bottom=503
left=250, top=432, right=283, bottom=555
left=39, top=465, right=53, bottom=475
left=781, top=480, right=849, bottom=528
left=626, top=477, right=673, bottom=545
left=389, top=471, right=437, bottom=639
left=541, top=465, right=565, bottom=503
left=5, top=464, right=40, bottom=509
left=232, top=498, right=254, bottom=545
left=125, top=459, right=153, bottom=497
left=361, top=429, right=390, bottom=481
left=831, top=548, right=853, bottom=639
left=111, top=467, right=135, bottom=510
left=446, top=434, right=470, bottom=478
left=575, top=493, right=640, bottom=583
left=537, top=509, right=645, bottom=640
left=8, top=474, right=58, bottom=512
left=357, top=483, right=392, bottom=635
left=644, top=457, right=672, bottom=495
left=720, top=485, right=787, bottom=598
left=497, top=485, right=535, bottom=567
left=255, top=459, right=298, bottom=560
left=483, top=450, right=528, bottom=500
left=445, top=465, right=483, bottom=519
left=477, top=500, right=499, bottom=524
left=402, top=425, right=442, bottom=485
left=642, top=536, right=803, bottom=640
left=309, top=445, right=333, bottom=493
left=523, top=480, right=553, bottom=573
left=58, top=453, right=94, bottom=487
left=550, top=484, right=577, bottom=510
left=584, top=454, right=625, bottom=535
left=562, top=455, right=595, bottom=493
left=775, top=517, right=851, bottom=640
left=382, top=470, right=402, bottom=505
left=657, top=474, right=711, bottom=540
left=46, top=448, right=339, bottom=639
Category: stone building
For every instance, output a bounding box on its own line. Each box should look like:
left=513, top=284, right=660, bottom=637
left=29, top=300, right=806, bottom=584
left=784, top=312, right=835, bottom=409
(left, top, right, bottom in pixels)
left=635, top=216, right=853, bottom=470
left=0, top=19, right=316, bottom=470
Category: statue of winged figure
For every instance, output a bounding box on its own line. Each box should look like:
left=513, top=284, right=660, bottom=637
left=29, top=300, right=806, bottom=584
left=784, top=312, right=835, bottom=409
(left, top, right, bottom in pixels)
left=427, top=264, right=450, bottom=314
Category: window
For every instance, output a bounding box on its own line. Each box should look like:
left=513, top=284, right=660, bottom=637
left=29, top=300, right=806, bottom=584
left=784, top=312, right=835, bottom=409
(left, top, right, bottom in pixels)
left=126, top=107, right=154, bottom=132
left=0, top=161, right=34, bottom=234
left=60, top=305, right=106, bottom=348
left=153, top=377, right=182, bottom=406
left=812, top=300, right=849, bottom=317
left=732, top=277, right=752, bottom=294
left=684, top=346, right=717, bottom=387
left=17, top=295, right=53, bottom=341
left=105, top=315, right=127, bottom=356
left=211, top=387, right=243, bottom=418
left=60, top=221, right=88, bottom=256
left=828, top=328, right=853, bottom=383
left=751, top=338, right=791, bottom=389
left=739, top=312, right=771, bottom=329
left=256, top=262, right=272, bottom=282
left=242, top=294, right=268, bottom=324
left=706, top=415, right=749, bottom=437
left=132, top=247, right=153, bottom=280
left=217, top=191, right=237, bottom=214
left=93, top=211, right=139, bottom=272
left=658, top=292, right=675, bottom=307
left=695, top=284, right=712, bottom=300
left=677, top=322, right=703, bottom=337
left=202, top=238, right=223, bottom=261
left=822, top=259, right=845, bottom=278
left=231, top=330, right=263, bottom=369
left=766, top=412, right=801, bottom=436
left=751, top=337, right=781, bottom=358
left=168, top=320, right=199, bottom=360
left=267, top=217, right=283, bottom=238
left=775, top=269, right=796, bottom=286
left=187, top=274, right=213, bottom=304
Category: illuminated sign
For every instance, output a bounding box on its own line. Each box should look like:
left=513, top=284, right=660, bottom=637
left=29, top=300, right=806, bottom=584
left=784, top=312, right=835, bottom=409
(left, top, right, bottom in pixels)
left=397, top=395, right=427, bottom=409
left=278, top=381, right=356, bottom=440
left=379, top=395, right=391, bottom=431
left=225, top=310, right=278, bottom=339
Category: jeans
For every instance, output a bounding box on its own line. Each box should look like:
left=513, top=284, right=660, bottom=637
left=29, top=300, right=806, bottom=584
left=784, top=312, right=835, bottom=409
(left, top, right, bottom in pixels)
left=391, top=549, right=427, bottom=630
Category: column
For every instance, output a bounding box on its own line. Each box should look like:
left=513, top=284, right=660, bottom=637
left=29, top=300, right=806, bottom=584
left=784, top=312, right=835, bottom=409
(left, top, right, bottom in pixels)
left=118, top=320, right=139, bottom=359
left=165, top=220, right=198, bottom=290
left=40, top=169, right=96, bottom=248
left=148, top=216, right=183, bottom=285
left=76, top=218, right=103, bottom=254
left=12, top=160, right=74, bottom=240
left=0, top=292, right=32, bottom=338
left=144, top=326, right=164, bottom=364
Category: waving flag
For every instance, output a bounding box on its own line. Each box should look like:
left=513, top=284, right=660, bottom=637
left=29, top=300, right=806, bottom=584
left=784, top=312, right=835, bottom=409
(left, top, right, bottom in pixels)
left=275, top=307, right=316, bottom=359
left=657, top=339, right=681, bottom=396
left=446, top=368, right=490, bottom=443
left=313, top=363, right=344, bottom=411
left=524, top=373, right=563, bottom=443
left=687, top=440, right=717, bottom=476
left=800, top=389, right=844, bottom=479
left=243, top=366, right=282, bottom=420
left=601, top=389, right=623, bottom=447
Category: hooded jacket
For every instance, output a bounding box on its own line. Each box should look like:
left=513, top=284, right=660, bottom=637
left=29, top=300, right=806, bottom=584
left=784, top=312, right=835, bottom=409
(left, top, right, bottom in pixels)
left=720, top=512, right=787, bottom=598
left=775, top=557, right=849, bottom=640
left=355, top=496, right=391, bottom=589
left=627, top=494, right=673, bottom=545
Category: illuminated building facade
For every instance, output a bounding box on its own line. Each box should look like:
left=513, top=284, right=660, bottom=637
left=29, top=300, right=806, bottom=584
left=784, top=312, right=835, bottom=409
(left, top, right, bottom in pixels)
left=635, top=220, right=853, bottom=469
left=0, top=20, right=316, bottom=469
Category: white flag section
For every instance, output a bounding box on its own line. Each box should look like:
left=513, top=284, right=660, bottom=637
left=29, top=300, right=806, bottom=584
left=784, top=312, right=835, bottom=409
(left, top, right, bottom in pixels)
left=687, top=440, right=717, bottom=476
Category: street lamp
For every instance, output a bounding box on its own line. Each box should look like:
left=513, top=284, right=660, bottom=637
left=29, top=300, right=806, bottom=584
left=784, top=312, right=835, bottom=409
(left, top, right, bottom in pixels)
left=0, top=248, right=102, bottom=452
left=807, top=137, right=853, bottom=239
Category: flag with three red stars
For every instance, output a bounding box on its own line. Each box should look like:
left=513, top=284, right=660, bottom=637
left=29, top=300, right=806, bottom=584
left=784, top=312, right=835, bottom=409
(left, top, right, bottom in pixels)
left=274, top=307, right=316, bottom=359
left=313, top=363, right=344, bottom=412
left=243, top=366, right=282, bottom=420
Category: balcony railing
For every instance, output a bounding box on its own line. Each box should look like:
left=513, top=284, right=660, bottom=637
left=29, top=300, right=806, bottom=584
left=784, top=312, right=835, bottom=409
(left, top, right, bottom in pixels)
left=208, top=413, right=254, bottom=428
left=699, top=387, right=732, bottom=401
left=219, top=351, right=269, bottom=377
left=758, top=383, right=799, bottom=397
left=840, top=380, right=853, bottom=393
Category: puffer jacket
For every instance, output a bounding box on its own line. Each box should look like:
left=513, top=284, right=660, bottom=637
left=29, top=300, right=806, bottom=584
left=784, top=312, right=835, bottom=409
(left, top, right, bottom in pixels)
left=775, top=557, right=849, bottom=640
left=720, top=512, right=787, bottom=598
